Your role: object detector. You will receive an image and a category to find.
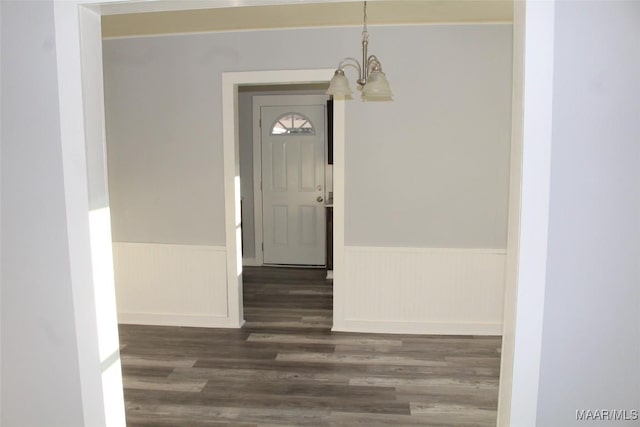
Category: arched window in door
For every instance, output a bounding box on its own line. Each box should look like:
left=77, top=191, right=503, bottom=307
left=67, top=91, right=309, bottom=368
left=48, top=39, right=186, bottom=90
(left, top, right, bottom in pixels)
left=270, top=112, right=315, bottom=135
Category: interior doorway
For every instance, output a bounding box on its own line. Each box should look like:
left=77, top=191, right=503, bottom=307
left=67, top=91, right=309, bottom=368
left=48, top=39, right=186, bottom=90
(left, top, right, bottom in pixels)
left=238, top=88, right=332, bottom=268
left=222, top=70, right=346, bottom=331
left=237, top=88, right=335, bottom=330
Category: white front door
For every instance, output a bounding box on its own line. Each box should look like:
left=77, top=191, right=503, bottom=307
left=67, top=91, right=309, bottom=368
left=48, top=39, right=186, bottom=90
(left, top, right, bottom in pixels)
left=260, top=103, right=326, bottom=265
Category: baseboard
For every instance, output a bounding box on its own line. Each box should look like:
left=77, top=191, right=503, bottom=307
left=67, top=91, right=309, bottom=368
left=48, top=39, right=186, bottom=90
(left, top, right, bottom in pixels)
left=333, top=319, right=502, bottom=336
left=242, top=257, right=261, bottom=267
left=118, top=312, right=244, bottom=328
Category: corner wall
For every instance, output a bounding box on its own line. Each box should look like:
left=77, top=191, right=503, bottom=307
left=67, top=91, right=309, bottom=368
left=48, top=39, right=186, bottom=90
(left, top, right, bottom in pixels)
left=536, top=1, right=640, bottom=424
left=1, top=1, right=87, bottom=424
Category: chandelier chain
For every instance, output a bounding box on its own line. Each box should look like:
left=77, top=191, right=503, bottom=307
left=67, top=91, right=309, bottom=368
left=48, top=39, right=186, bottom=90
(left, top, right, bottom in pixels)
left=362, top=1, right=368, bottom=39
left=326, top=0, right=392, bottom=99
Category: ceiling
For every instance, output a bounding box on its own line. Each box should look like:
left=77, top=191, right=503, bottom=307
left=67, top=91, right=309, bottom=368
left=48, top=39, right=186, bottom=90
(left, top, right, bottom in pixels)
left=101, top=0, right=513, bottom=39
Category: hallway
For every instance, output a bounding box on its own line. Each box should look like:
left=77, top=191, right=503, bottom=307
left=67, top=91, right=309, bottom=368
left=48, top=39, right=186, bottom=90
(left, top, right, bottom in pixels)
left=120, top=267, right=500, bottom=426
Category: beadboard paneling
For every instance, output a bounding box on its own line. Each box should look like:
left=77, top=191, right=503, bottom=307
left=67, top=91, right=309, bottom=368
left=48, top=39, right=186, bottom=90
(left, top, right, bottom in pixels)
left=112, top=242, right=235, bottom=327
left=337, top=246, right=506, bottom=335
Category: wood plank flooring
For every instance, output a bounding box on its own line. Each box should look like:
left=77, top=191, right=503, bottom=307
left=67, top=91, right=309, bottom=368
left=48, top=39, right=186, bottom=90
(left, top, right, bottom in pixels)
left=120, top=266, right=501, bottom=426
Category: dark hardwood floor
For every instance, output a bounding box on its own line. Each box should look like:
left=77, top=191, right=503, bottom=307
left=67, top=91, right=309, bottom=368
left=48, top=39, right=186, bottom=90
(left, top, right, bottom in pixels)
left=120, top=266, right=501, bottom=426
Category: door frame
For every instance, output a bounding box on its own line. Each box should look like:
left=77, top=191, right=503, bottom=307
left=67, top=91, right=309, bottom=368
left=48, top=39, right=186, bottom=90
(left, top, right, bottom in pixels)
left=252, top=94, right=330, bottom=266
left=221, top=70, right=346, bottom=326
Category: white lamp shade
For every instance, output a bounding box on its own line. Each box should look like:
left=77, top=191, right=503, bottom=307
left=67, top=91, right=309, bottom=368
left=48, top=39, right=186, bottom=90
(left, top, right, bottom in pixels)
left=326, top=70, right=353, bottom=96
left=361, top=70, right=393, bottom=100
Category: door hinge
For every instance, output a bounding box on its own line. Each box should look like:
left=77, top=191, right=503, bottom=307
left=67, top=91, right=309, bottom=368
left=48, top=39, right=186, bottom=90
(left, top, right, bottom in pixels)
left=259, top=119, right=262, bottom=128
left=261, top=242, right=264, bottom=251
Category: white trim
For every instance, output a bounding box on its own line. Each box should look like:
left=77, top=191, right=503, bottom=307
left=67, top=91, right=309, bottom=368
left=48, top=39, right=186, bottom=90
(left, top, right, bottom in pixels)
left=222, top=69, right=340, bottom=327
left=242, top=257, right=261, bottom=267
left=118, top=313, right=244, bottom=328
left=92, top=0, right=361, bottom=16
left=221, top=74, right=243, bottom=327
left=497, top=0, right=525, bottom=424
left=251, top=94, right=330, bottom=267
left=345, top=246, right=507, bottom=255
left=56, top=3, right=119, bottom=426
left=499, top=1, right=555, bottom=426
left=0, top=1, right=2, bottom=418
left=338, top=320, right=502, bottom=336
left=331, top=96, right=346, bottom=332
left=100, top=22, right=515, bottom=40
left=114, top=242, right=227, bottom=251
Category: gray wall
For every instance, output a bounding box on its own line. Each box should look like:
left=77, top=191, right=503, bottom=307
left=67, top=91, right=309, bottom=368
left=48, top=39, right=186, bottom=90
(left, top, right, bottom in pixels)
left=1, top=1, right=85, bottom=424
left=344, top=26, right=512, bottom=248
left=103, top=23, right=512, bottom=249
left=536, top=1, right=640, bottom=424
left=103, top=44, right=227, bottom=245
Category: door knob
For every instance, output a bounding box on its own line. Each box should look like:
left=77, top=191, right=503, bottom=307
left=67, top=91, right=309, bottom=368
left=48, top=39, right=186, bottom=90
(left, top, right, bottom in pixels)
left=317, top=196, right=324, bottom=203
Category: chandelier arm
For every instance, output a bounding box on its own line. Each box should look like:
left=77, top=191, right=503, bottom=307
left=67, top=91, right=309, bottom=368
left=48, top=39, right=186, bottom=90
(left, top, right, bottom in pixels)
left=338, top=57, right=363, bottom=80
left=367, top=55, right=382, bottom=73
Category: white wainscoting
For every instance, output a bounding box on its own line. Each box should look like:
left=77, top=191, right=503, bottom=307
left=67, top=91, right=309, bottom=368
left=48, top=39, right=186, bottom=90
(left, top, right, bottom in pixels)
left=335, top=246, right=506, bottom=335
left=112, top=242, right=240, bottom=328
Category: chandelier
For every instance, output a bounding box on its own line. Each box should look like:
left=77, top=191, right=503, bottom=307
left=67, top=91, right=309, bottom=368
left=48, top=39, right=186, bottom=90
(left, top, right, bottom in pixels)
left=326, top=1, right=393, bottom=101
